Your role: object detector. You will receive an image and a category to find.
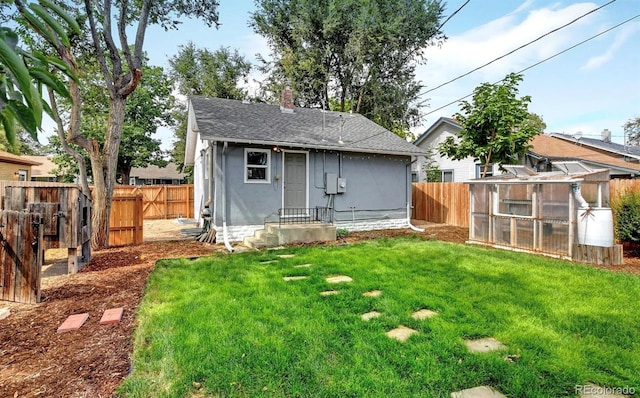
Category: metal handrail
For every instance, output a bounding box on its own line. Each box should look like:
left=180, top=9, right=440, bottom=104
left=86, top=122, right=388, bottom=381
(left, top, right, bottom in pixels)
left=278, top=207, right=333, bottom=225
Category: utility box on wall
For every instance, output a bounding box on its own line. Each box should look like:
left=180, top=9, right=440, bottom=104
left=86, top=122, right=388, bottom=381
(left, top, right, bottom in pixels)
left=337, top=178, right=347, bottom=193
left=325, top=173, right=338, bottom=194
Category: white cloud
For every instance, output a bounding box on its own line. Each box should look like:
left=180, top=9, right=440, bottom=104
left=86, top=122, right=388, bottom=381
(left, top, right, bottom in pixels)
left=581, top=22, right=640, bottom=70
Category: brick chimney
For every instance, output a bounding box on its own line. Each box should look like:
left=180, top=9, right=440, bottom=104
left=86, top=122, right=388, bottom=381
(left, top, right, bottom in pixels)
left=280, top=86, right=294, bottom=113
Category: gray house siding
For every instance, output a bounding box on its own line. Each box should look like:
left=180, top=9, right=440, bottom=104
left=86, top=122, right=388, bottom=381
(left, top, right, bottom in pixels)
left=211, top=143, right=411, bottom=228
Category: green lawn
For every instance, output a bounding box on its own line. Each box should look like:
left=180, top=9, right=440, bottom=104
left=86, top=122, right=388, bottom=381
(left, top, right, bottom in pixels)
left=118, top=236, right=640, bottom=398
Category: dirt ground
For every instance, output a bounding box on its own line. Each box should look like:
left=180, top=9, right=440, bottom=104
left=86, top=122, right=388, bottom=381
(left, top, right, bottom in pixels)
left=0, top=221, right=638, bottom=398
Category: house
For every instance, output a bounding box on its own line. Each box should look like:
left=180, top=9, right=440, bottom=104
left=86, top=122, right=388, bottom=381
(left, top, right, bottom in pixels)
left=526, top=134, right=640, bottom=178
left=22, top=155, right=62, bottom=182
left=184, top=92, right=426, bottom=244
left=412, top=117, right=498, bottom=182
left=128, top=163, right=188, bottom=185
left=0, top=150, right=41, bottom=181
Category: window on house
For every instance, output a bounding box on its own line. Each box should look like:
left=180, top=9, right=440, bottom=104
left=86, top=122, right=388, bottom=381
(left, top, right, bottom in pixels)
left=411, top=172, right=418, bottom=183
left=475, top=164, right=493, bottom=178
left=17, top=169, right=27, bottom=181
left=441, top=170, right=454, bottom=182
left=245, top=148, right=270, bottom=183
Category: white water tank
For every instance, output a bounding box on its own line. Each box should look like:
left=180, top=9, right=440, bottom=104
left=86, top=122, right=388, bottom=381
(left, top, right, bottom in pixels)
left=577, top=207, right=614, bottom=247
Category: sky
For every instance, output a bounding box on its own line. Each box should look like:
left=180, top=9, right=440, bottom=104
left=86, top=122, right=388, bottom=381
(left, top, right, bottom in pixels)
left=138, top=0, right=640, bottom=149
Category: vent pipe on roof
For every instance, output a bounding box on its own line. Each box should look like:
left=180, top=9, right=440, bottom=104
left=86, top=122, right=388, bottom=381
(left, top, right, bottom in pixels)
left=601, top=129, right=611, bottom=143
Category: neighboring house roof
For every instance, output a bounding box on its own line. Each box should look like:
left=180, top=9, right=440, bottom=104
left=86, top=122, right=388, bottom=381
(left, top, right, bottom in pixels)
left=130, top=163, right=186, bottom=180
left=0, top=150, right=41, bottom=166
left=528, top=134, right=640, bottom=176
left=549, top=133, right=640, bottom=161
left=413, top=117, right=461, bottom=146
left=22, top=155, right=57, bottom=178
left=187, top=96, right=425, bottom=157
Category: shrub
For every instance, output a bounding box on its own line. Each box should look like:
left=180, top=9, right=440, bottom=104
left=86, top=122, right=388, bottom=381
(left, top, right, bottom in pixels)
left=612, top=189, right=640, bottom=244
left=336, top=229, right=349, bottom=239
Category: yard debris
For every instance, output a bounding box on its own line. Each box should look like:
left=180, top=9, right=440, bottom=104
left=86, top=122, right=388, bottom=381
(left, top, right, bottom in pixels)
left=196, top=226, right=216, bottom=243
left=0, top=307, right=9, bottom=320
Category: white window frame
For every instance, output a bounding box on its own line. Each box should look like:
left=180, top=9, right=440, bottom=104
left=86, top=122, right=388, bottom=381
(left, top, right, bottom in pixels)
left=18, top=169, right=28, bottom=181
left=441, top=169, right=454, bottom=182
left=244, top=148, right=271, bottom=184
left=475, top=164, right=493, bottom=178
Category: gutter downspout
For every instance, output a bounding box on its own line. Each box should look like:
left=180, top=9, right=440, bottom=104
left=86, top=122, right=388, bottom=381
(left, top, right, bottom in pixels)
left=221, top=142, right=234, bottom=252
left=406, top=160, right=424, bottom=232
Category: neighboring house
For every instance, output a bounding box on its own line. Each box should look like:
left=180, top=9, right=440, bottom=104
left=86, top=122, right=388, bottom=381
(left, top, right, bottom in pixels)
left=184, top=92, right=426, bottom=242
left=527, top=134, right=640, bottom=178
left=412, top=117, right=498, bottom=182
left=128, top=163, right=188, bottom=185
left=22, top=155, right=62, bottom=182
left=0, top=150, right=41, bottom=181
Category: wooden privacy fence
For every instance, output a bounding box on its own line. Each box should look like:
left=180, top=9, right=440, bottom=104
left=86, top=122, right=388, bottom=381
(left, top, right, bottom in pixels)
left=0, top=210, right=43, bottom=303
left=110, top=195, right=143, bottom=246
left=112, top=185, right=194, bottom=219
left=412, top=182, right=470, bottom=227
left=413, top=179, right=640, bottom=228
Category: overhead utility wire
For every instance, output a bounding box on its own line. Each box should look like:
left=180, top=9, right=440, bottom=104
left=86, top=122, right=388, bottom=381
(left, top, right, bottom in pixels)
left=418, top=0, right=617, bottom=100
left=421, top=13, right=640, bottom=118
left=438, top=0, right=471, bottom=30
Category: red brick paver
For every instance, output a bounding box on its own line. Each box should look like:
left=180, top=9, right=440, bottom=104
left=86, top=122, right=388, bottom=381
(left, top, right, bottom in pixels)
left=99, top=307, right=124, bottom=325
left=57, top=313, right=89, bottom=333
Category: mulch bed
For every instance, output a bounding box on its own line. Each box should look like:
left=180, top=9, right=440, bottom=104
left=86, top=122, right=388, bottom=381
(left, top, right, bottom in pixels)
left=0, top=227, right=638, bottom=397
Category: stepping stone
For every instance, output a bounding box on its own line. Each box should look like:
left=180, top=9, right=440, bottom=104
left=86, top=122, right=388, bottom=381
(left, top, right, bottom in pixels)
left=577, top=384, right=631, bottom=398
left=260, top=260, right=279, bottom=264
left=385, top=326, right=418, bottom=342
left=320, top=290, right=340, bottom=296
left=278, top=254, right=295, bottom=259
left=451, top=386, right=507, bottom=398
left=99, top=307, right=124, bottom=325
left=362, top=290, right=382, bottom=297
left=57, top=313, right=89, bottom=333
left=464, top=337, right=506, bottom=353
left=361, top=311, right=381, bottom=321
left=283, top=276, right=308, bottom=281
left=326, top=275, right=353, bottom=283
left=0, top=307, right=9, bottom=321
left=412, top=309, right=438, bottom=320
left=294, top=263, right=313, bottom=268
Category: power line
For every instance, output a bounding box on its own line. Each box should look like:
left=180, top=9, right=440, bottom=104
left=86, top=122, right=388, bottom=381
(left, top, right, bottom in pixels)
left=418, top=0, right=617, bottom=100
left=438, top=0, right=471, bottom=30
left=420, top=13, right=640, bottom=119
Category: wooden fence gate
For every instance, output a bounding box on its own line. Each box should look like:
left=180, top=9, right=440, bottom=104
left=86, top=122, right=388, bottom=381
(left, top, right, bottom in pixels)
left=0, top=210, right=44, bottom=304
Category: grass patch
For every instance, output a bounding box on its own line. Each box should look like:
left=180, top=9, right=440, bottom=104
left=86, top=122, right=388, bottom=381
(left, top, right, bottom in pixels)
left=118, top=237, right=640, bottom=397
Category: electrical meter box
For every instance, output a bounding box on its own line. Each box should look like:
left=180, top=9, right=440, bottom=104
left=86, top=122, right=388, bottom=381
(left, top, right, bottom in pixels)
left=337, top=178, right=347, bottom=193
left=325, top=173, right=338, bottom=194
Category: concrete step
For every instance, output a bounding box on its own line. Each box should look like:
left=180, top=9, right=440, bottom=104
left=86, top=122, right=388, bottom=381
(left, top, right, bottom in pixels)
left=255, top=230, right=279, bottom=246
left=243, top=236, right=267, bottom=249
left=265, top=223, right=336, bottom=245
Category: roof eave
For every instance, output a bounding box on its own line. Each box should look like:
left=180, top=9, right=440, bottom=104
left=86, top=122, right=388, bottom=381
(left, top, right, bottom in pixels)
left=200, top=135, right=425, bottom=157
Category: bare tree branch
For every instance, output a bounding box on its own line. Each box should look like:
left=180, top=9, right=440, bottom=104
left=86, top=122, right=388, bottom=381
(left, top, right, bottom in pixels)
left=84, top=0, right=115, bottom=95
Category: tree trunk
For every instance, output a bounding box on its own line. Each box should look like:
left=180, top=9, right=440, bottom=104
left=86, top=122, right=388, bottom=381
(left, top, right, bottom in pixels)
left=90, top=95, right=127, bottom=249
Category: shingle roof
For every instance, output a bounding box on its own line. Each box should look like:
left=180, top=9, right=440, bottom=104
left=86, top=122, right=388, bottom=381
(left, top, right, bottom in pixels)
left=130, top=163, right=187, bottom=180
left=529, top=134, right=640, bottom=174
left=189, top=96, right=425, bottom=156
left=550, top=133, right=640, bottom=159
left=0, top=150, right=41, bottom=166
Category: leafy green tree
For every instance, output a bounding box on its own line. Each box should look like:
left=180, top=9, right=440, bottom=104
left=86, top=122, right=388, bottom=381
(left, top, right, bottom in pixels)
left=439, top=73, right=542, bottom=178
left=0, top=5, right=78, bottom=146
left=49, top=57, right=173, bottom=184
left=422, top=147, right=442, bottom=182
left=250, top=0, right=445, bottom=139
left=10, top=0, right=220, bottom=249
left=168, top=43, right=251, bottom=172
left=623, top=116, right=640, bottom=146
